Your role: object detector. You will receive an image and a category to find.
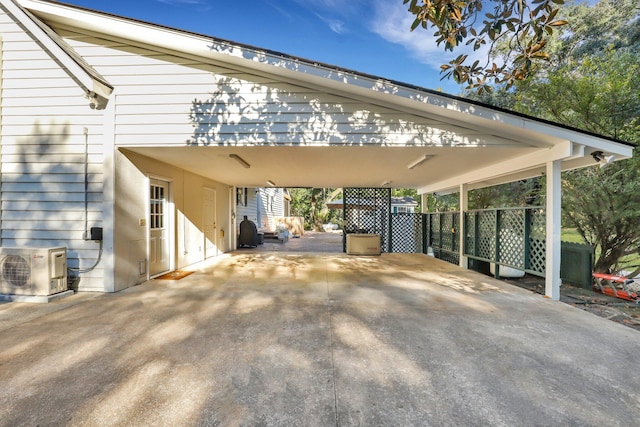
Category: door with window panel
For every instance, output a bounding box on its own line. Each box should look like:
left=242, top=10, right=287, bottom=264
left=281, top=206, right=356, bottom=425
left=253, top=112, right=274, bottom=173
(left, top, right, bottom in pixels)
left=149, top=179, right=170, bottom=276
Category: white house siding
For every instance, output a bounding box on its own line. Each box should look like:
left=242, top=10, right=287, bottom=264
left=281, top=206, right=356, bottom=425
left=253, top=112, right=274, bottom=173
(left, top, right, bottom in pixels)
left=55, top=28, right=449, bottom=149
left=0, top=12, right=106, bottom=291
left=234, top=187, right=284, bottom=233
left=235, top=187, right=259, bottom=233
left=257, top=188, right=284, bottom=231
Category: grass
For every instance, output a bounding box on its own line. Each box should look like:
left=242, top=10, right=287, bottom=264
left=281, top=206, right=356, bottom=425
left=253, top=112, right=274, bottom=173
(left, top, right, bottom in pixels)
left=563, top=228, right=640, bottom=273
left=561, top=228, right=586, bottom=244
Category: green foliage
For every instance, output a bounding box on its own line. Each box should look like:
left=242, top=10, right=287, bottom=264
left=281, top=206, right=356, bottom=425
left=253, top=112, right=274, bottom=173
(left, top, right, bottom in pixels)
left=563, top=155, right=640, bottom=275
left=463, top=0, right=640, bottom=274
left=404, top=0, right=568, bottom=92
left=288, top=188, right=342, bottom=231
left=469, top=179, right=543, bottom=209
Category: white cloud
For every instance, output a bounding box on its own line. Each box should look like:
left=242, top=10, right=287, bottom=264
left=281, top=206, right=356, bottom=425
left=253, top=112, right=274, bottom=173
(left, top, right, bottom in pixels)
left=316, top=13, right=347, bottom=34
left=370, top=1, right=489, bottom=72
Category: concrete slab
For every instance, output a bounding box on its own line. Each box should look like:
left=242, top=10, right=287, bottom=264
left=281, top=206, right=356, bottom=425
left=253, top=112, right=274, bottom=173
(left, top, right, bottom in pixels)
left=0, top=290, right=74, bottom=303
left=0, top=253, right=639, bottom=426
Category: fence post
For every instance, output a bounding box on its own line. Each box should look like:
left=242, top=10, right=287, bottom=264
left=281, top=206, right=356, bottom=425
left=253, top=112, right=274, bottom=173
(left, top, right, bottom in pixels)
left=524, top=209, right=531, bottom=270
left=494, top=209, right=501, bottom=279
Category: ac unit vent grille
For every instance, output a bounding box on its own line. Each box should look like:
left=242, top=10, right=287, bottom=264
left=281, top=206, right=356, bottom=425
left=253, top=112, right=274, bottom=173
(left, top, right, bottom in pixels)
left=2, top=255, right=30, bottom=287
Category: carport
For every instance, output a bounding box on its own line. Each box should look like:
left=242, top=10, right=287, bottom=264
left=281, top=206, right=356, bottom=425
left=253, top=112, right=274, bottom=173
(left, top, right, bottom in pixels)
left=13, top=0, right=634, bottom=296
left=126, top=101, right=634, bottom=301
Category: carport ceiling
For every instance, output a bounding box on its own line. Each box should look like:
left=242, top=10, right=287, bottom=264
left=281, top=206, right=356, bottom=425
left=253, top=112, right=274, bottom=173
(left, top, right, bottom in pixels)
left=124, top=145, right=535, bottom=189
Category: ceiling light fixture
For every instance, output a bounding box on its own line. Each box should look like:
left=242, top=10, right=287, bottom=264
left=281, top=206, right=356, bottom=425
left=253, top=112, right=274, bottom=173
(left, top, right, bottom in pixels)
left=229, top=154, right=250, bottom=168
left=407, top=154, right=434, bottom=170
left=266, top=180, right=276, bottom=187
left=381, top=180, right=391, bottom=187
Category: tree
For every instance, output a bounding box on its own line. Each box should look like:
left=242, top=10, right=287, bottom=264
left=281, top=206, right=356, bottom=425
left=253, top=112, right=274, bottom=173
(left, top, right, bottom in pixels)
left=463, top=0, right=640, bottom=275
left=404, top=0, right=568, bottom=92
left=563, top=156, right=640, bottom=276
left=288, top=188, right=342, bottom=231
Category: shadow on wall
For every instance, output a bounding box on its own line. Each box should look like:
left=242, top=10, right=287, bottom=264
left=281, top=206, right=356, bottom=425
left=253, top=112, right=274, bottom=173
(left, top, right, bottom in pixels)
left=186, top=73, right=477, bottom=148
left=4, top=121, right=104, bottom=290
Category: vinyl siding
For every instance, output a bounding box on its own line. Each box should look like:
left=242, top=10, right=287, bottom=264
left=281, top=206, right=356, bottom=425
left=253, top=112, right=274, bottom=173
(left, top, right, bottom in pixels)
left=235, top=187, right=285, bottom=233
left=235, top=187, right=259, bottom=233
left=56, top=28, right=452, bottom=149
left=0, top=12, right=106, bottom=291
left=257, top=188, right=285, bottom=231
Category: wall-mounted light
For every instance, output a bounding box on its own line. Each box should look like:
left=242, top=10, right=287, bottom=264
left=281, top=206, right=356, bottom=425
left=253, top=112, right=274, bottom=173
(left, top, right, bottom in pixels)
left=229, top=154, right=250, bottom=168
left=266, top=180, right=276, bottom=187
left=407, top=154, right=434, bottom=170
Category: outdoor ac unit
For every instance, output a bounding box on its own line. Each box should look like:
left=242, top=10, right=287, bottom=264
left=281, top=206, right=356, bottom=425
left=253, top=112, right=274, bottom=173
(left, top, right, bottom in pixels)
left=346, top=234, right=381, bottom=255
left=0, top=247, right=67, bottom=296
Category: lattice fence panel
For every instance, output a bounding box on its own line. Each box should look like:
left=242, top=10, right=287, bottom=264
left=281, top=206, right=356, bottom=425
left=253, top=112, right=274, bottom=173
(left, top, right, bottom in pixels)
left=465, top=213, right=476, bottom=256
left=477, top=210, right=496, bottom=261
left=430, top=214, right=441, bottom=250
left=424, top=212, right=460, bottom=265
left=499, top=210, right=526, bottom=268
left=441, top=213, right=456, bottom=252
left=390, top=213, right=424, bottom=253
left=529, top=209, right=546, bottom=274
left=343, top=188, right=391, bottom=252
left=434, top=248, right=460, bottom=265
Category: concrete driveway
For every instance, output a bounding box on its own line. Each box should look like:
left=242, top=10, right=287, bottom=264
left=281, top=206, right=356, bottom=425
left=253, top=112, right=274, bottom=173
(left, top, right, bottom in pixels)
left=1, top=252, right=639, bottom=426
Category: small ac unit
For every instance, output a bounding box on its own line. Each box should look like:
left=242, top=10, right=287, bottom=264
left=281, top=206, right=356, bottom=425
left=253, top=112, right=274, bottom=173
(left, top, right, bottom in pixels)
left=0, top=247, right=67, bottom=296
left=346, top=234, right=381, bottom=255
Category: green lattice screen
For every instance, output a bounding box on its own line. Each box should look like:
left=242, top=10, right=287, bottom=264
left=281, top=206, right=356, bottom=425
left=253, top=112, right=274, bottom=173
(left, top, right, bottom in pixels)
left=343, top=188, right=391, bottom=252
left=464, top=207, right=546, bottom=276
left=390, top=213, right=424, bottom=253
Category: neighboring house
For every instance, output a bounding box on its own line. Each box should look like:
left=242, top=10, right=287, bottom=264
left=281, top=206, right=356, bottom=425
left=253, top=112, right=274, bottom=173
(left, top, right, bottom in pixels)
left=0, top=0, right=632, bottom=299
left=392, top=197, right=418, bottom=213
left=235, top=187, right=286, bottom=233
left=327, top=197, right=419, bottom=213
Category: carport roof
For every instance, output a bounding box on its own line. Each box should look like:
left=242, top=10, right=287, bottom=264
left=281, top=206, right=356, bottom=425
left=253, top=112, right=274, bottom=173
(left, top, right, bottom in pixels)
left=19, top=0, right=635, bottom=193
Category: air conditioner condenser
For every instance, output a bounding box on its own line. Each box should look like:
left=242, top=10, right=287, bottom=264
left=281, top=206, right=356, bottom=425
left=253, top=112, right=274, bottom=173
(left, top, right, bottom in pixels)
left=0, top=247, right=67, bottom=296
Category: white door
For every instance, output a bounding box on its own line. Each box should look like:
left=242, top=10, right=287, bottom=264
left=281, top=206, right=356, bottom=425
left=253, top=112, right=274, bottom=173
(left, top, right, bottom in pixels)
left=204, top=188, right=217, bottom=259
left=149, top=179, right=171, bottom=276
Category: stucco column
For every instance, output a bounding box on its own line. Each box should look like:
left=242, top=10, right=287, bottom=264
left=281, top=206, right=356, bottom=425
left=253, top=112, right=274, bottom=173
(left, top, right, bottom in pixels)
left=545, top=160, right=562, bottom=300
left=459, top=183, right=468, bottom=268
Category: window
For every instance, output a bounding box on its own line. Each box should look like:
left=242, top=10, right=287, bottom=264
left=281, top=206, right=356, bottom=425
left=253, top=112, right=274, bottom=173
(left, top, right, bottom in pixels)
left=150, top=184, right=165, bottom=229
left=236, top=187, right=248, bottom=206
left=394, top=206, right=414, bottom=214
left=268, top=195, right=274, bottom=212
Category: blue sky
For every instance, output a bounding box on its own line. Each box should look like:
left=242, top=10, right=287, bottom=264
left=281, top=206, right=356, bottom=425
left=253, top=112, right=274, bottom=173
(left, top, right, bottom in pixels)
left=60, top=0, right=465, bottom=94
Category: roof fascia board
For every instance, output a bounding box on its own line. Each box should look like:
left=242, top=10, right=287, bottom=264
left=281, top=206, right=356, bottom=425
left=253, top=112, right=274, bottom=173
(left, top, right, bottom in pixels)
left=418, top=141, right=574, bottom=194
left=4, top=0, right=112, bottom=106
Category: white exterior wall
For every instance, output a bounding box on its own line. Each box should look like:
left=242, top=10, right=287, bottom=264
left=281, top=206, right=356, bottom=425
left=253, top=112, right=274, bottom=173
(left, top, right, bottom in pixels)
left=257, top=188, right=285, bottom=231
left=115, top=150, right=230, bottom=291
left=235, top=187, right=259, bottom=232
left=0, top=11, right=106, bottom=291
left=235, top=187, right=285, bottom=234
left=56, top=29, right=440, bottom=148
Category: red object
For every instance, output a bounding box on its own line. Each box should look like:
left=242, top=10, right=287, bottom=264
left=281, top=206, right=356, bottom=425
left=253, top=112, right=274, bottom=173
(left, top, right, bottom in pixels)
left=592, top=272, right=630, bottom=283
left=597, top=286, right=639, bottom=302
left=592, top=272, right=639, bottom=301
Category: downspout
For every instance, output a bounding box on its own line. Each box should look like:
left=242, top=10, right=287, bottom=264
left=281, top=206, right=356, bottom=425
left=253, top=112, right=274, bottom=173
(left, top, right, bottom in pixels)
left=83, top=127, right=89, bottom=239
